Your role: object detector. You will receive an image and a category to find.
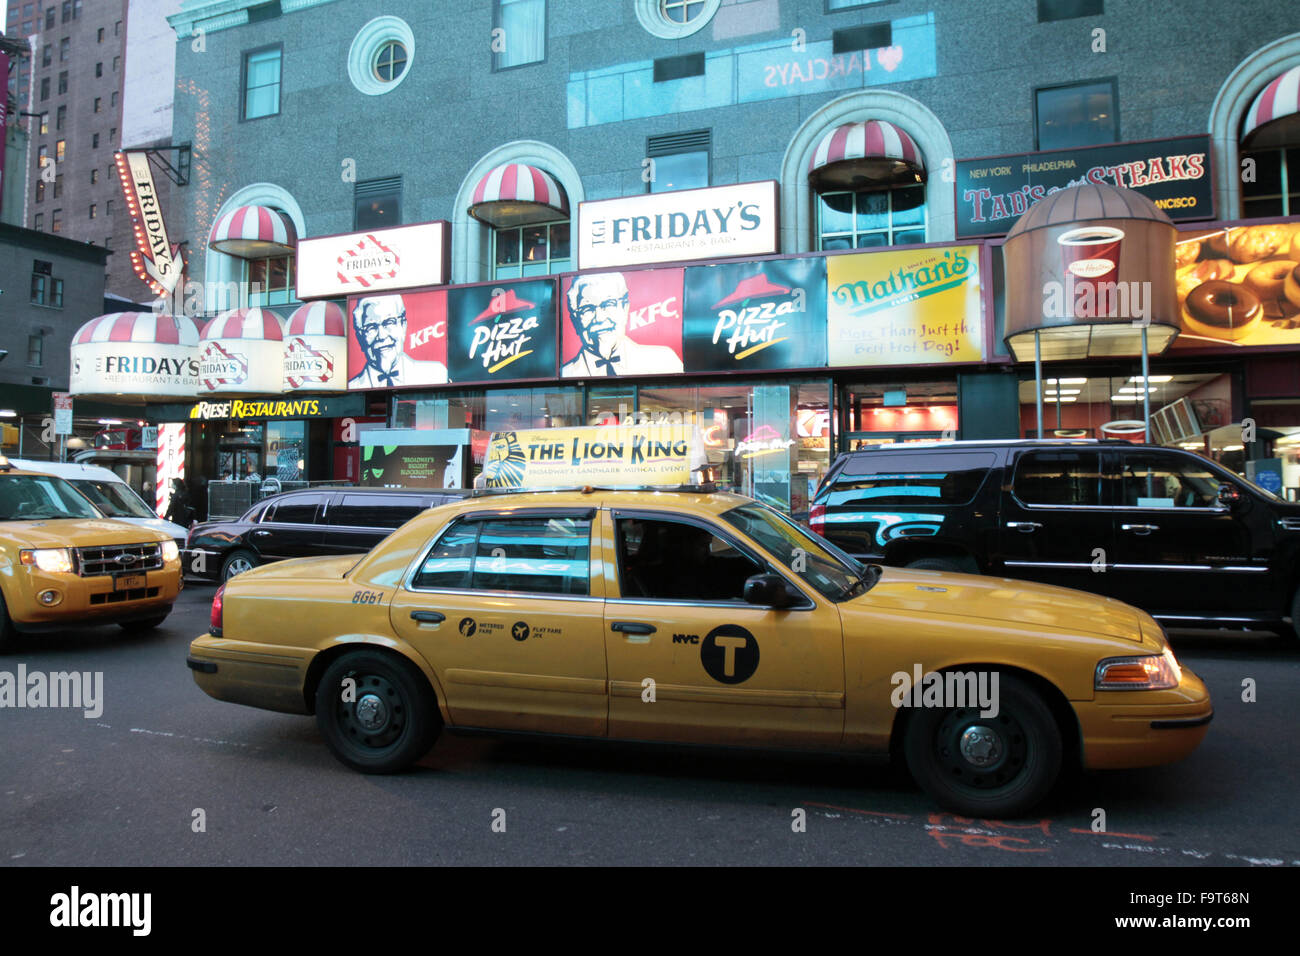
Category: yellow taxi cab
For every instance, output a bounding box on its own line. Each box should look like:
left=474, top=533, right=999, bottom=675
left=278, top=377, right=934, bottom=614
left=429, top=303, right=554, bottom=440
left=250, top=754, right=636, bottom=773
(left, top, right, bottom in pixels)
left=0, top=459, right=182, bottom=650
left=188, top=427, right=1211, bottom=817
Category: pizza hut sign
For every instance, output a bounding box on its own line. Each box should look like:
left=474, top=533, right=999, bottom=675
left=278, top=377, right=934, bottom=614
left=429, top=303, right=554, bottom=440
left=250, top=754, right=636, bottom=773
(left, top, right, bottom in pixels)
left=295, top=221, right=451, bottom=300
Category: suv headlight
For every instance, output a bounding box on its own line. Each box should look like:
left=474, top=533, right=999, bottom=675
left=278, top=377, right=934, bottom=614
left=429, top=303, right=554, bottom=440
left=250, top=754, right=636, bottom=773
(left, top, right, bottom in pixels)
left=1095, top=647, right=1182, bottom=690
left=162, top=541, right=180, bottom=562
left=19, top=548, right=74, bottom=574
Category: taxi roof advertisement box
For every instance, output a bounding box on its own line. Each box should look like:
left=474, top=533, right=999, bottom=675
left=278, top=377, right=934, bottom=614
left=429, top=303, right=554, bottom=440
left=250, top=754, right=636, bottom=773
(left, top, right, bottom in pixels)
left=576, top=181, right=779, bottom=270
left=296, top=222, right=451, bottom=300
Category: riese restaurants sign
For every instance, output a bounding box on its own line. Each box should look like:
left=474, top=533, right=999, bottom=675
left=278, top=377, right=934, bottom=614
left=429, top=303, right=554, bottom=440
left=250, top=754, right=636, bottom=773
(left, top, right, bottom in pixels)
left=955, top=135, right=1213, bottom=238
left=576, top=181, right=779, bottom=270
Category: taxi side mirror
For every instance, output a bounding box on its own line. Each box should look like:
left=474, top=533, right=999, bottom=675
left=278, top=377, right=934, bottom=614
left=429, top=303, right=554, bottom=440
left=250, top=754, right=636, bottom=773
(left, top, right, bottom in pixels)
left=1216, top=483, right=1244, bottom=511
left=744, top=572, right=799, bottom=608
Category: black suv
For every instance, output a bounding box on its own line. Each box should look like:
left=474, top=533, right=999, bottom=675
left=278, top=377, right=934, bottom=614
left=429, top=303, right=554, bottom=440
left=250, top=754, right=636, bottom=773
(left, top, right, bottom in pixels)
left=184, top=487, right=467, bottom=582
left=811, top=439, right=1300, bottom=634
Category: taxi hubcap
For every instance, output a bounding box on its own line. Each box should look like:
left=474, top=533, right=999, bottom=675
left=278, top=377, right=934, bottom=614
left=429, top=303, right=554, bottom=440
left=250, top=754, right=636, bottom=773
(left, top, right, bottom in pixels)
left=337, top=673, right=405, bottom=749
left=959, top=725, right=1002, bottom=767
left=935, top=709, right=1028, bottom=790
left=355, top=693, right=388, bottom=732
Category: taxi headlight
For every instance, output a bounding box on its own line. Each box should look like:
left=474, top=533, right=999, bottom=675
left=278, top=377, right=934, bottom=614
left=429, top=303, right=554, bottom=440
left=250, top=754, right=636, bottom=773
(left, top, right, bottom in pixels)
left=19, top=548, right=74, bottom=574
left=1095, top=647, right=1181, bottom=691
left=162, top=541, right=180, bottom=562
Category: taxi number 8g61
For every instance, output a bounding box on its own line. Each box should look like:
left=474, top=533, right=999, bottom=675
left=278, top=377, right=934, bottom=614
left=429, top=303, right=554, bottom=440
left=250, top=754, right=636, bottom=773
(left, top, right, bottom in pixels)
left=351, top=590, right=384, bottom=605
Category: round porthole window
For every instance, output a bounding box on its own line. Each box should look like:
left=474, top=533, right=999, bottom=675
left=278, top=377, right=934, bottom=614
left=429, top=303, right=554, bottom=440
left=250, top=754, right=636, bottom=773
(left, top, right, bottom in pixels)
left=373, top=41, right=407, bottom=83
left=348, top=16, right=414, bottom=96
left=635, top=0, right=720, bottom=39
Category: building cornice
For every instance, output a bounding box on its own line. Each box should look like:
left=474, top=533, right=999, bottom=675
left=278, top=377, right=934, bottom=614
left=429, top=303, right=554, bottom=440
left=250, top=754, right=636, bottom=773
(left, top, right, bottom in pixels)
left=0, top=223, right=113, bottom=265
left=168, top=0, right=340, bottom=38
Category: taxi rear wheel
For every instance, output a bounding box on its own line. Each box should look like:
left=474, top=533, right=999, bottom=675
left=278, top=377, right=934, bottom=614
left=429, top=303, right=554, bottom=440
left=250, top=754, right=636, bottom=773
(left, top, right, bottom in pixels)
left=902, top=674, right=1061, bottom=818
left=315, top=651, right=440, bottom=774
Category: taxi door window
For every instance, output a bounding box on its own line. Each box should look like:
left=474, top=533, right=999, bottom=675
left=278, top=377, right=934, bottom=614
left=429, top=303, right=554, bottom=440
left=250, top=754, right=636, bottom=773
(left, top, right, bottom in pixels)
left=1012, top=451, right=1103, bottom=506
left=412, top=516, right=592, bottom=595
left=617, top=517, right=763, bottom=602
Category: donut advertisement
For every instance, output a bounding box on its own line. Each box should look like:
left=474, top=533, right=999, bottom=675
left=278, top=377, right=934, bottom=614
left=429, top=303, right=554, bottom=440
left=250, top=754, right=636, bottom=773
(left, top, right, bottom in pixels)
left=1172, top=220, right=1300, bottom=349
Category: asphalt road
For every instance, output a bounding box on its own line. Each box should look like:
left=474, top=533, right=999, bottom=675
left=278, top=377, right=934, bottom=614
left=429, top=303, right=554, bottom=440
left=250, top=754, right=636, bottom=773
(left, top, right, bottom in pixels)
left=2, top=581, right=1298, bottom=867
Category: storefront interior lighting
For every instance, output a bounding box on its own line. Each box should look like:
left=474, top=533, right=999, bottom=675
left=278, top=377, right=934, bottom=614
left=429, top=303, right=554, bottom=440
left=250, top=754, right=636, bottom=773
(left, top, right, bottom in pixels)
left=1221, top=445, right=1245, bottom=452
left=0, top=410, right=16, bottom=418
left=1046, top=378, right=1088, bottom=385
left=1129, top=375, right=1173, bottom=383
left=1044, top=397, right=1077, bottom=403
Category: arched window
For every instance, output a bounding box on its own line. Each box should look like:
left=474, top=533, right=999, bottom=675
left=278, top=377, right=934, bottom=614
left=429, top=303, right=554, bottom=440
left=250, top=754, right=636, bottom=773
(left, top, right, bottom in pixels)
left=467, top=162, right=571, bottom=279
left=206, top=200, right=299, bottom=312
left=807, top=120, right=927, bottom=251
left=1240, top=64, right=1300, bottom=218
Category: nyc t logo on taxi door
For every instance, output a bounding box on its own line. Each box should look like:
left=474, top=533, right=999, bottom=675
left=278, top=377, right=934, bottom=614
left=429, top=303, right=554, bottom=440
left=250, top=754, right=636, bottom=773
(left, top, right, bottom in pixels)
left=700, top=625, right=759, bottom=684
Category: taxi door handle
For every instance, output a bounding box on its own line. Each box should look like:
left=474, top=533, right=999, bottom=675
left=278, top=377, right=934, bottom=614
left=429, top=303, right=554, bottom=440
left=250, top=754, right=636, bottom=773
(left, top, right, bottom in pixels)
left=410, top=611, right=445, bottom=624
left=611, top=621, right=655, bottom=634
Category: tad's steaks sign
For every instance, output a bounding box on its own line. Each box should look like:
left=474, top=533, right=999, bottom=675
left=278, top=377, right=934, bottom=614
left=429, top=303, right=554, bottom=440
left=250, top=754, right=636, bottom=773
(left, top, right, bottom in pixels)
left=296, top=222, right=450, bottom=299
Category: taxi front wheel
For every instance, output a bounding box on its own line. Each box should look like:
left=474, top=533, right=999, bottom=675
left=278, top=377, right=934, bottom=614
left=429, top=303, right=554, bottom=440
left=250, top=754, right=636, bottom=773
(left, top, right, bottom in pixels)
left=902, top=674, right=1062, bottom=818
left=315, top=651, right=441, bottom=774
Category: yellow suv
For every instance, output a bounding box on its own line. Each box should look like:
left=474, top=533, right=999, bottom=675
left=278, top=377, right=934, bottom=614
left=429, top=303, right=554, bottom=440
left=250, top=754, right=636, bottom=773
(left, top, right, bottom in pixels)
left=0, top=461, right=182, bottom=650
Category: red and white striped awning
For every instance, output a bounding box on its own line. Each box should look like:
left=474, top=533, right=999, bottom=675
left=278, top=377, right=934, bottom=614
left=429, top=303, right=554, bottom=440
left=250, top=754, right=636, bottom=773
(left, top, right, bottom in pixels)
left=208, top=205, right=297, bottom=258
left=468, top=163, right=569, bottom=227
left=286, top=301, right=346, bottom=337
left=807, top=120, right=926, bottom=191
left=1243, top=64, right=1300, bottom=148
left=201, top=307, right=285, bottom=341
left=73, top=312, right=201, bottom=346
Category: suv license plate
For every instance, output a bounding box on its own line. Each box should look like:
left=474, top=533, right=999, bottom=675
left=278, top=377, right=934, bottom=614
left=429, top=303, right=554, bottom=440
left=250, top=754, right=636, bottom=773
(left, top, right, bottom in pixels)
left=115, top=573, right=146, bottom=591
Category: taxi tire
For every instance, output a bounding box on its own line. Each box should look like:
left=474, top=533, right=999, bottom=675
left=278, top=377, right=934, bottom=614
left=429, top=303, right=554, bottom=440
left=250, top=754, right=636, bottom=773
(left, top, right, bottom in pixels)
left=902, top=674, right=1062, bottom=818
left=0, top=591, right=15, bottom=654
left=221, top=549, right=258, bottom=581
left=315, top=651, right=440, bottom=774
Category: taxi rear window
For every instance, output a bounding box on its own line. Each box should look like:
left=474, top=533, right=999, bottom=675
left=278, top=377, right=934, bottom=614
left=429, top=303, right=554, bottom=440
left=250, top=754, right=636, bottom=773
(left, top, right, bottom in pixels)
left=412, top=516, right=591, bottom=596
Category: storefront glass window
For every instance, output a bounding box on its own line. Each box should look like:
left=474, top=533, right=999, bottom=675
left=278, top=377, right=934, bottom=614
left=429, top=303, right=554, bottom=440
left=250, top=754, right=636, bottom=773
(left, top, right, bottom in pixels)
left=1241, top=147, right=1299, bottom=218
left=266, top=421, right=307, bottom=483
left=841, top=380, right=959, bottom=449
left=818, top=185, right=926, bottom=250
left=248, top=255, right=296, bottom=307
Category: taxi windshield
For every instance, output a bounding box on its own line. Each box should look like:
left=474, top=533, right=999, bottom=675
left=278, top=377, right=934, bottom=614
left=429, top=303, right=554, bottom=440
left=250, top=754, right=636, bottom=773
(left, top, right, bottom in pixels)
left=0, top=474, right=104, bottom=521
left=721, top=503, right=871, bottom=601
left=70, top=479, right=156, bottom=519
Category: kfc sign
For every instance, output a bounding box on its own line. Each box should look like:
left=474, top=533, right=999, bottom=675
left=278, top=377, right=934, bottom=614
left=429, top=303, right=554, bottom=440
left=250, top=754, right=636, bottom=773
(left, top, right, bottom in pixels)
left=577, top=181, right=779, bottom=270
left=296, top=222, right=450, bottom=300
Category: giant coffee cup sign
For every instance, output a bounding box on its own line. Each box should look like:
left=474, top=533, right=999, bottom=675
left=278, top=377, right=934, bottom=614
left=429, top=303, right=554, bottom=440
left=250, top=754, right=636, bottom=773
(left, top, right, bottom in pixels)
left=1003, top=216, right=1179, bottom=360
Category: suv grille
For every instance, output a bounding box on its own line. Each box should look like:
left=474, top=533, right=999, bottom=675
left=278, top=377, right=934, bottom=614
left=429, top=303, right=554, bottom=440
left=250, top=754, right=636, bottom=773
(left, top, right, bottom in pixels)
left=75, top=543, right=164, bottom=577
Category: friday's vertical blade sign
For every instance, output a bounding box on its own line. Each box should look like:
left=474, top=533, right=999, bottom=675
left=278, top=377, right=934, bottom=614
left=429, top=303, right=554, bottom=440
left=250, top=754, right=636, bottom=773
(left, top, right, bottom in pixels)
left=117, top=150, right=183, bottom=296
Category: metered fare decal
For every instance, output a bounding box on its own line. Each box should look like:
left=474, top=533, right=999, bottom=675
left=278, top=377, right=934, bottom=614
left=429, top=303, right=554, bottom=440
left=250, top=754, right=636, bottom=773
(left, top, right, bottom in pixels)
left=827, top=246, right=983, bottom=366
left=683, top=258, right=828, bottom=372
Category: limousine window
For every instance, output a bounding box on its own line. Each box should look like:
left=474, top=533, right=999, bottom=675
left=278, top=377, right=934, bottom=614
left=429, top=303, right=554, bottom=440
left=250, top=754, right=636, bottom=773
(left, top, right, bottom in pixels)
left=265, top=494, right=326, bottom=524
left=413, top=516, right=591, bottom=595
left=1013, top=451, right=1103, bottom=506
left=833, top=452, right=995, bottom=507
left=331, top=494, right=428, bottom=528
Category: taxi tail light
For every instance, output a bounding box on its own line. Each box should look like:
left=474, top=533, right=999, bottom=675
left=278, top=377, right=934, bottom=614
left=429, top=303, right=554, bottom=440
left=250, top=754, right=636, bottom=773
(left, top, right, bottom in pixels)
left=809, top=502, right=827, bottom=536
left=210, top=584, right=225, bottom=636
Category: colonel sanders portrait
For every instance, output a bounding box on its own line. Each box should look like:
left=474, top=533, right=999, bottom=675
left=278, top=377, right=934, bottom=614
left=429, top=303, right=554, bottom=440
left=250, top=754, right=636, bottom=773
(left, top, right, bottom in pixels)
left=349, top=294, right=448, bottom=388
left=560, top=272, right=683, bottom=378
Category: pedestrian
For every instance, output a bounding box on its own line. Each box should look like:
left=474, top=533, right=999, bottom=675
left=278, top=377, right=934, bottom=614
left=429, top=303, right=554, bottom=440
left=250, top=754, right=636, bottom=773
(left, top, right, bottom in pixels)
left=163, top=477, right=195, bottom=526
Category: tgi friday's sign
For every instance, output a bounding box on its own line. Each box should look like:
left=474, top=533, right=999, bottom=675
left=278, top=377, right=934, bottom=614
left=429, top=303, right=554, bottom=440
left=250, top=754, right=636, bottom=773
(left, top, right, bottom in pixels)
left=296, top=222, right=451, bottom=300
left=577, top=181, right=779, bottom=270
left=115, top=150, right=183, bottom=295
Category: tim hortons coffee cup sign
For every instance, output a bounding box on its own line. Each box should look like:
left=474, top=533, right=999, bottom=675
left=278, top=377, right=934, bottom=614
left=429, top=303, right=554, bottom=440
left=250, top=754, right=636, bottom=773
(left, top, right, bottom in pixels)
left=1058, top=225, right=1124, bottom=286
